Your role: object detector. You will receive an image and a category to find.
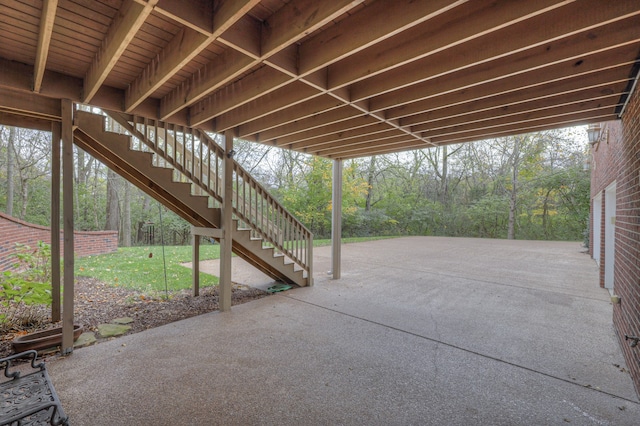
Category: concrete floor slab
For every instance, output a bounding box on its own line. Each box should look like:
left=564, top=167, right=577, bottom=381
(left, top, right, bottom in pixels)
left=47, top=237, right=639, bottom=425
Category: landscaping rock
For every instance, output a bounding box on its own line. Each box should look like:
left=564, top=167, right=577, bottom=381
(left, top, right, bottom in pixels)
left=74, top=332, right=97, bottom=348
left=111, top=317, right=134, bottom=325
left=97, top=323, right=131, bottom=338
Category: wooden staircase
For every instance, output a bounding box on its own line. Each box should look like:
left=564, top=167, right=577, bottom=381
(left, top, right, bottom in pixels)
left=73, top=110, right=312, bottom=286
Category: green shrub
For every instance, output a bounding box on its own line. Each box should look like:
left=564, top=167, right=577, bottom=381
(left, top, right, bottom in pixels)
left=0, top=241, right=52, bottom=333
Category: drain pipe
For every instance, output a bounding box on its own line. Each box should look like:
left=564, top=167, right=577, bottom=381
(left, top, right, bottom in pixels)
left=618, top=61, right=640, bottom=118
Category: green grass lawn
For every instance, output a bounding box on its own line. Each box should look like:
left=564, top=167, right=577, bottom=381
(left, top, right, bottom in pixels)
left=75, top=244, right=220, bottom=293
left=75, top=236, right=397, bottom=293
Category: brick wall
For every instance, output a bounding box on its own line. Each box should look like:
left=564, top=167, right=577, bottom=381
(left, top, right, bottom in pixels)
left=589, top=121, right=624, bottom=287
left=0, top=212, right=118, bottom=271
left=594, top=84, right=640, bottom=395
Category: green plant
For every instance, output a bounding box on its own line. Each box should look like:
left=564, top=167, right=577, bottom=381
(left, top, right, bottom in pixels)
left=0, top=242, right=53, bottom=333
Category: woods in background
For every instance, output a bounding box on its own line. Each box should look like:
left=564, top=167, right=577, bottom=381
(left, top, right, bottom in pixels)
left=0, top=125, right=589, bottom=244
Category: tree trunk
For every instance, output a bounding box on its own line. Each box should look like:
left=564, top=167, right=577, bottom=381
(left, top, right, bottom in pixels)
left=20, top=178, right=28, bottom=220
left=105, top=169, right=120, bottom=231
left=6, top=126, right=15, bottom=216
left=136, top=195, right=151, bottom=244
left=439, top=145, right=448, bottom=205
left=122, top=180, right=132, bottom=246
left=507, top=137, right=521, bottom=240
left=365, top=156, right=376, bottom=211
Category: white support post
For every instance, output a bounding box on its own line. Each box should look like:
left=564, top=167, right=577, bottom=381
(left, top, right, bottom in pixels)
left=61, top=99, right=74, bottom=355
left=219, top=130, right=235, bottom=312
left=331, top=159, right=343, bottom=280
left=51, top=122, right=61, bottom=322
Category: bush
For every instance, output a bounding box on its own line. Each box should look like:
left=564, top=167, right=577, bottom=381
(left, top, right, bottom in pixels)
left=0, top=241, right=52, bottom=333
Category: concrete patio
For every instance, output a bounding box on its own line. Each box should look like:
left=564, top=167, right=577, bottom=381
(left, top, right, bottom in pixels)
left=47, top=237, right=639, bottom=425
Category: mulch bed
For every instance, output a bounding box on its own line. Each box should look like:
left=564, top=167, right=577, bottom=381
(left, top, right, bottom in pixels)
left=0, top=276, right=268, bottom=359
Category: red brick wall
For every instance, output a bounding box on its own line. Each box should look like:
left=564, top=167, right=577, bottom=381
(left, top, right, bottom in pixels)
left=598, top=84, right=640, bottom=395
left=589, top=121, right=624, bottom=287
left=0, top=211, right=118, bottom=271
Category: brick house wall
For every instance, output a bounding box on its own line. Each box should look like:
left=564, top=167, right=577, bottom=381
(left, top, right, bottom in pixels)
left=592, top=84, right=640, bottom=395
left=589, top=120, right=624, bottom=288
left=0, top=211, right=118, bottom=271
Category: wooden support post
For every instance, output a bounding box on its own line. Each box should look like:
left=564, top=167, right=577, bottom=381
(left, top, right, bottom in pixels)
left=331, top=159, right=343, bottom=280
left=51, top=122, right=61, bottom=322
left=219, top=130, right=235, bottom=312
left=191, top=226, right=222, bottom=297
left=192, top=232, right=200, bottom=297
left=61, top=99, right=74, bottom=355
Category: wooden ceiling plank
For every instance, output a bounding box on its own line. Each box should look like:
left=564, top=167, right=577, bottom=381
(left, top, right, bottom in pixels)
left=299, top=129, right=406, bottom=154
left=125, top=0, right=259, bottom=112
left=83, top=0, right=158, bottom=103
left=299, top=0, right=465, bottom=75
left=33, top=0, right=59, bottom=92
left=328, top=0, right=571, bottom=90
left=393, top=63, right=634, bottom=125
left=351, top=0, right=640, bottom=102
left=372, top=16, right=640, bottom=113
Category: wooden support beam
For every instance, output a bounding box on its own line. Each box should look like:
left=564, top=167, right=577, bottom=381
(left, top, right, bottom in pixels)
left=163, top=0, right=361, bottom=120
left=279, top=119, right=386, bottom=148
left=51, top=121, right=61, bottom=322
left=310, top=134, right=413, bottom=157
left=285, top=122, right=401, bottom=150
left=190, top=225, right=223, bottom=297
left=396, top=66, right=632, bottom=127
left=327, top=0, right=571, bottom=89
left=219, top=130, right=235, bottom=312
left=83, top=0, right=158, bottom=103
left=371, top=16, right=640, bottom=113
left=256, top=106, right=364, bottom=143
left=412, top=92, right=625, bottom=134
left=61, top=99, right=74, bottom=355
left=300, top=0, right=463, bottom=75
left=33, top=0, right=58, bottom=92
left=351, top=1, right=640, bottom=103
left=238, top=96, right=345, bottom=138
left=422, top=103, right=622, bottom=141
left=212, top=82, right=322, bottom=130
left=125, top=0, right=258, bottom=112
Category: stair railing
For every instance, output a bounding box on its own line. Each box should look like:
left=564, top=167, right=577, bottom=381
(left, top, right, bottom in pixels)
left=101, top=110, right=313, bottom=282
